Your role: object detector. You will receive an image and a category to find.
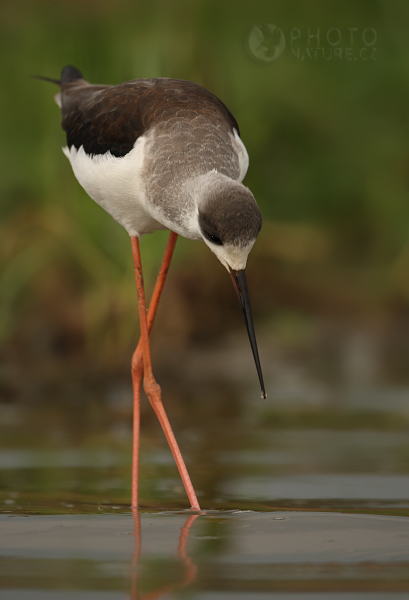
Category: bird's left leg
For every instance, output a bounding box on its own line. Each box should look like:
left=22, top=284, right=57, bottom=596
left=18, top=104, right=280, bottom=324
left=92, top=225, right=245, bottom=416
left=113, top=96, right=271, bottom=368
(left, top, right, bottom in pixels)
left=130, top=231, right=178, bottom=508
left=131, top=235, right=201, bottom=511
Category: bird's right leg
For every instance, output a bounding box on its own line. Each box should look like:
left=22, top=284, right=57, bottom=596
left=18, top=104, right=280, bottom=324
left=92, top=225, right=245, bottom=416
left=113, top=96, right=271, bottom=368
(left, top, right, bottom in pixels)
left=131, top=234, right=201, bottom=511
left=130, top=231, right=178, bottom=508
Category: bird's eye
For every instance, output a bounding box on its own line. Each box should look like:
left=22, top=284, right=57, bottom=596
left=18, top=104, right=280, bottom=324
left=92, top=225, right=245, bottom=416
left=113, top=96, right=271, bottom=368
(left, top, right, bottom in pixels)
left=203, top=230, right=223, bottom=245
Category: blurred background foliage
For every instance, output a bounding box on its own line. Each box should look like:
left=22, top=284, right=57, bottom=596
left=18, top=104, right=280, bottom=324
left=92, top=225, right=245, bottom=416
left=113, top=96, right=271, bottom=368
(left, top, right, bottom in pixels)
left=1, top=0, right=409, bottom=406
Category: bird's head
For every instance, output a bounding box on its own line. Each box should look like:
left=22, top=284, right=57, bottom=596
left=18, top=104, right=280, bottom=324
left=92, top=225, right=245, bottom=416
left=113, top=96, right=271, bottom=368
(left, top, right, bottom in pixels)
left=196, top=173, right=266, bottom=398
left=198, top=176, right=262, bottom=271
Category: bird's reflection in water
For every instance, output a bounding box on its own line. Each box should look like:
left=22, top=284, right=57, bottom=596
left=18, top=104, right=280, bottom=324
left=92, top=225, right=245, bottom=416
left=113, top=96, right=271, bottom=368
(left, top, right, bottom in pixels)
left=130, top=509, right=199, bottom=599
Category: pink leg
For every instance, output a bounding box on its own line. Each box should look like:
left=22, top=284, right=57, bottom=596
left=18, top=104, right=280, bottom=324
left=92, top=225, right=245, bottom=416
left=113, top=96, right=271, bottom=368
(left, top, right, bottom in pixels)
left=131, top=234, right=200, bottom=511
left=131, top=231, right=178, bottom=508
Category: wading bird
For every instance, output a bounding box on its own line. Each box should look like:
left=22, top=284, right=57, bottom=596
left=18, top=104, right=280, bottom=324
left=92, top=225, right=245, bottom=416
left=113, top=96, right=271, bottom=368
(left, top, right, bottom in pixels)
left=40, top=66, right=265, bottom=510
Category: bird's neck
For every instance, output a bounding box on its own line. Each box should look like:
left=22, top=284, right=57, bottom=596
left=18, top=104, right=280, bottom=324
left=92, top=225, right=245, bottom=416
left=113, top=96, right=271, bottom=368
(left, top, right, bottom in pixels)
left=174, top=171, right=238, bottom=238
left=187, top=170, right=242, bottom=208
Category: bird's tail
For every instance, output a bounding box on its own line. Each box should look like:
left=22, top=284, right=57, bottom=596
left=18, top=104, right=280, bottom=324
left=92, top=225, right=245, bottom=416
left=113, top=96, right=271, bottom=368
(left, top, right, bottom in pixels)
left=60, top=66, right=84, bottom=84
left=33, top=66, right=85, bottom=109
left=32, top=65, right=84, bottom=87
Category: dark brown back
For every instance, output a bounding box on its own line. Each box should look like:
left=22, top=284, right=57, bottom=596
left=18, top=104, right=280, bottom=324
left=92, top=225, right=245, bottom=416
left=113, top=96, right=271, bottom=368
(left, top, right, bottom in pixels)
left=61, top=78, right=240, bottom=157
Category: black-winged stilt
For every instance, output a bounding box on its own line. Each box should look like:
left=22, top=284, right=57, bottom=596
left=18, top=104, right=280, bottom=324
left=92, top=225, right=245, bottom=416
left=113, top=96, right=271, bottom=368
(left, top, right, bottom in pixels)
left=40, top=66, right=265, bottom=510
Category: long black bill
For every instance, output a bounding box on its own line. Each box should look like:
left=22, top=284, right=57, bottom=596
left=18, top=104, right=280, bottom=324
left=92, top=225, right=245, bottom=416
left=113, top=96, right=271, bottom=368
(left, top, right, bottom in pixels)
left=229, top=269, right=266, bottom=399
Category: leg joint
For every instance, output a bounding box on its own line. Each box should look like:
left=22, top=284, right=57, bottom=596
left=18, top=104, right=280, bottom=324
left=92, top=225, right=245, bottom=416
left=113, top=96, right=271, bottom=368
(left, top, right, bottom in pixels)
left=143, top=378, right=161, bottom=400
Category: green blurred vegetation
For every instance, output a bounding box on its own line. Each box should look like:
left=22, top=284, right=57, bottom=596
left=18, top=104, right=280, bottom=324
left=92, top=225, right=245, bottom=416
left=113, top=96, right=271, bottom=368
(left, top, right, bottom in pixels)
left=1, top=0, right=409, bottom=385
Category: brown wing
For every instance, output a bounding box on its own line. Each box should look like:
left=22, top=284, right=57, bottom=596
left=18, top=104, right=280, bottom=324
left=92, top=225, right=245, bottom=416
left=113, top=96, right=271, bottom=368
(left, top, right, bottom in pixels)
left=60, top=74, right=241, bottom=158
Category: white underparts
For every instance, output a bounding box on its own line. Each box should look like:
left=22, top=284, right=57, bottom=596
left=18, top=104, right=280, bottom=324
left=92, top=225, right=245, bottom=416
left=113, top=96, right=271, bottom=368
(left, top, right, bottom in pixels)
left=63, top=138, right=165, bottom=236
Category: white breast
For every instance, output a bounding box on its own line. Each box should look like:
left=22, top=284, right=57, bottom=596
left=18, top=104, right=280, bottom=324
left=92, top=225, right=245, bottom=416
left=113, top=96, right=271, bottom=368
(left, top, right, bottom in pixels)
left=63, top=136, right=165, bottom=237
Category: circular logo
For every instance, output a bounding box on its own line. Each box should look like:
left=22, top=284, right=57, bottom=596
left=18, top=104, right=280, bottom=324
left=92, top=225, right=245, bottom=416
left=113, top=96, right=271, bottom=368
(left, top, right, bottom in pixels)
left=247, top=24, right=286, bottom=63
